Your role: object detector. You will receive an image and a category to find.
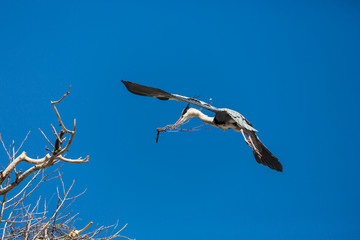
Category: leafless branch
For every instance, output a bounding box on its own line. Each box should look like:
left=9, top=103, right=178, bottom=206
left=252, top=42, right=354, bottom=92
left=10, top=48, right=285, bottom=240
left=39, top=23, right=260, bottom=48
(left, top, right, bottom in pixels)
left=50, top=86, right=71, bottom=133
left=0, top=87, right=132, bottom=240
left=0, top=87, right=89, bottom=196
left=1, top=172, right=132, bottom=239
left=0, top=134, right=10, bottom=160
left=39, top=128, right=55, bottom=149
left=13, top=131, right=31, bottom=157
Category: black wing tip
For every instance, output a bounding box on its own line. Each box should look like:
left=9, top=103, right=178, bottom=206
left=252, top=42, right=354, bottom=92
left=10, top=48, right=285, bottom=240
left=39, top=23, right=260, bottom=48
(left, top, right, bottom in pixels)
left=269, top=157, right=283, bottom=172
left=121, top=80, right=132, bottom=89
left=122, top=80, right=141, bottom=86
left=121, top=80, right=136, bottom=88
left=274, top=162, right=283, bottom=172
left=267, top=161, right=283, bottom=172
left=253, top=150, right=283, bottom=172
left=121, top=80, right=172, bottom=100
left=121, top=80, right=140, bottom=95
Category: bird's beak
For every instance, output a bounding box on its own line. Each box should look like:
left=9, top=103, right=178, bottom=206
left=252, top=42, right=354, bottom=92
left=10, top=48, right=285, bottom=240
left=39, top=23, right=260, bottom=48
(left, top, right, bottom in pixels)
left=171, top=117, right=183, bottom=130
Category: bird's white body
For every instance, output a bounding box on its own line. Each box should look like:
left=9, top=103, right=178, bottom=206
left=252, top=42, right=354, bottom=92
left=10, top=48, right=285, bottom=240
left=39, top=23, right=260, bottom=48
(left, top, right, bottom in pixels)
left=184, top=108, right=240, bottom=131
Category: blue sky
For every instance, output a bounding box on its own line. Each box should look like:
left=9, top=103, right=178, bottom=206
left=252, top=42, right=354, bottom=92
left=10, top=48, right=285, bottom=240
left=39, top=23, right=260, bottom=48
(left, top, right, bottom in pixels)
left=0, top=0, right=359, bottom=239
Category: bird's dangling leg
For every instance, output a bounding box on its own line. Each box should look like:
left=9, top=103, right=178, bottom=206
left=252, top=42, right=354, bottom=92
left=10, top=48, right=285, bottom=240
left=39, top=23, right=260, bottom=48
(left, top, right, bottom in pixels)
left=248, top=135, right=262, bottom=157
left=240, top=129, right=252, bottom=147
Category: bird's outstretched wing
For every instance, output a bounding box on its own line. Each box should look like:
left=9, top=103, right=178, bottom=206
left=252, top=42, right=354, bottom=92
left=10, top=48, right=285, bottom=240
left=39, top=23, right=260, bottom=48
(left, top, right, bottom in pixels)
left=121, top=80, right=221, bottom=113
left=248, top=132, right=283, bottom=172
left=122, top=80, right=256, bottom=131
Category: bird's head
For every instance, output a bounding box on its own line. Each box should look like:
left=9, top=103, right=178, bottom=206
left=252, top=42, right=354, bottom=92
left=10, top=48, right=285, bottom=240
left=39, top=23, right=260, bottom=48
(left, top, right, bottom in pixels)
left=171, top=104, right=198, bottom=130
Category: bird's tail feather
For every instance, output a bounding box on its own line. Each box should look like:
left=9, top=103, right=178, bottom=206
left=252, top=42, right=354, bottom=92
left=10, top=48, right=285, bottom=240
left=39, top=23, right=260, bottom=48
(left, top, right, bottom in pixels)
left=249, top=133, right=282, bottom=172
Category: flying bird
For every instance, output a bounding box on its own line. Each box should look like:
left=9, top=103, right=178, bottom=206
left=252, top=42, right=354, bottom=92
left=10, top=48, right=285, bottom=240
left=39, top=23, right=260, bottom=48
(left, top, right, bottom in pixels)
left=121, top=80, right=282, bottom=172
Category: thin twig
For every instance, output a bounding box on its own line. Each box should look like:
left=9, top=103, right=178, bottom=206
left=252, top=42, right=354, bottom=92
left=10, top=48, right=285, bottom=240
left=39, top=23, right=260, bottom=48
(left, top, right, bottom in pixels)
left=38, top=128, right=55, bottom=149
left=14, top=131, right=31, bottom=156
left=155, top=123, right=210, bottom=143
left=51, top=86, right=72, bottom=133
left=0, top=134, right=10, bottom=160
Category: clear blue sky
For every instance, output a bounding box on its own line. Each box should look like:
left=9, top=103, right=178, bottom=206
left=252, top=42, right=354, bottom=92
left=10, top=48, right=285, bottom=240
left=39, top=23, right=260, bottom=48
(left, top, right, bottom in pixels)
left=0, top=0, right=359, bottom=239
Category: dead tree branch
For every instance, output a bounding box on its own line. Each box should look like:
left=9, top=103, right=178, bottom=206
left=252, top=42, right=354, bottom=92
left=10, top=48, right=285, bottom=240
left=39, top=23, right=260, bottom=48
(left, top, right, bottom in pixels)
left=0, top=87, right=132, bottom=240
left=1, top=173, right=132, bottom=240
left=0, top=87, right=89, bottom=196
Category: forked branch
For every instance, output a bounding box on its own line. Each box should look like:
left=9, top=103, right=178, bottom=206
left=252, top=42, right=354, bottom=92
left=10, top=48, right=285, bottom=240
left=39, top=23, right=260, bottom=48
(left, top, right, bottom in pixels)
left=0, top=86, right=89, bottom=196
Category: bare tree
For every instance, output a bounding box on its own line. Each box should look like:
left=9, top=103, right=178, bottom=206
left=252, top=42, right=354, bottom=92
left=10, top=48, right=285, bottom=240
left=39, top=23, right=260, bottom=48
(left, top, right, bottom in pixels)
left=0, top=88, right=131, bottom=239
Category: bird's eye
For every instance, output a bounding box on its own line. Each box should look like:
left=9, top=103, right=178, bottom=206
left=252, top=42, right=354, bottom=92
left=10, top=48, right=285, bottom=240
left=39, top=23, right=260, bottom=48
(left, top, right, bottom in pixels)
left=181, top=104, right=190, bottom=116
